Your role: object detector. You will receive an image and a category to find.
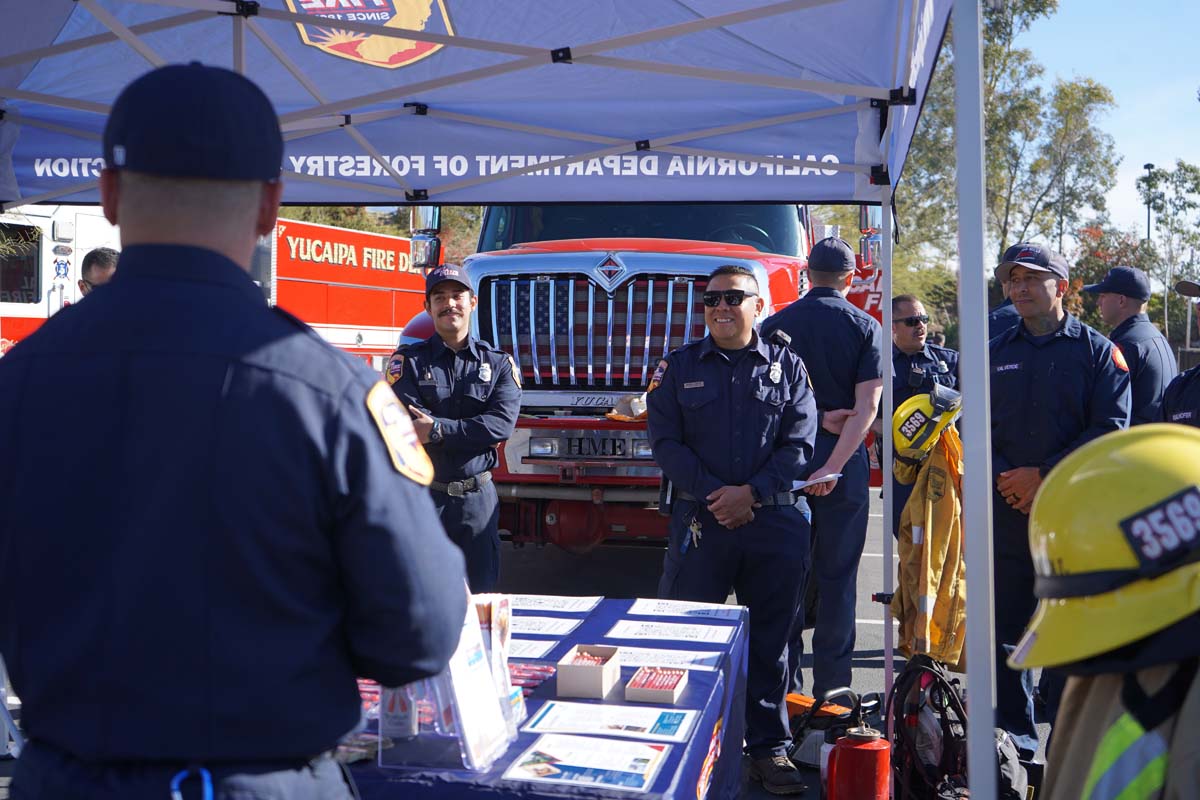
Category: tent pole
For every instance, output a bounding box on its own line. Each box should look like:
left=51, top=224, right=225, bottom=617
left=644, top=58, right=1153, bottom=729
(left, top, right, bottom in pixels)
left=952, top=1, right=998, bottom=799
left=881, top=184, right=895, bottom=706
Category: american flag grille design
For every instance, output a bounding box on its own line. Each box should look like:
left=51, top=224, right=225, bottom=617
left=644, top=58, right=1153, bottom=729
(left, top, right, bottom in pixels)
left=480, top=275, right=709, bottom=389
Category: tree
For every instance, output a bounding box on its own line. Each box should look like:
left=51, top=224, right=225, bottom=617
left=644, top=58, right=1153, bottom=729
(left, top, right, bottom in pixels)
left=281, top=204, right=484, bottom=264
left=1069, top=223, right=1157, bottom=330
left=1137, top=160, right=1200, bottom=340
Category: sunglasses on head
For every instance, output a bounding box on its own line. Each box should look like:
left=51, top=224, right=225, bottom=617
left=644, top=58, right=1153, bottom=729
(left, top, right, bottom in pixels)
left=898, top=314, right=929, bottom=327
left=702, top=290, right=758, bottom=307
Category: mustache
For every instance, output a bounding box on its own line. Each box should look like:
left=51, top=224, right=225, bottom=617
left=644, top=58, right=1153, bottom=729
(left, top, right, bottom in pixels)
left=438, top=309, right=463, bottom=317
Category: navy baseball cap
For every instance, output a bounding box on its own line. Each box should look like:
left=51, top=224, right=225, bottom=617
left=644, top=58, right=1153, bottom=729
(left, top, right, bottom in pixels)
left=1083, top=266, right=1152, bottom=302
left=425, top=264, right=471, bottom=296
left=104, top=63, right=282, bottom=181
left=808, top=237, right=857, bottom=273
left=995, top=242, right=1069, bottom=283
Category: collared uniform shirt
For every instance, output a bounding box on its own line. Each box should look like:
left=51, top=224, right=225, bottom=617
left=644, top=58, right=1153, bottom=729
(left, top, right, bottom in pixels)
left=989, top=314, right=1131, bottom=478
left=892, top=342, right=960, bottom=410
left=1161, top=365, right=1200, bottom=427
left=0, top=244, right=467, bottom=763
left=1108, top=313, right=1177, bottom=426
left=646, top=332, right=817, bottom=502
left=388, top=334, right=521, bottom=482
left=989, top=298, right=1022, bottom=340
left=761, top=286, right=883, bottom=413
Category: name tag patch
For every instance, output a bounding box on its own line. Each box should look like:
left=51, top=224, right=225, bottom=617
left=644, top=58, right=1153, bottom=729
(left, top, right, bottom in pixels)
left=1119, top=485, right=1200, bottom=569
left=683, top=381, right=705, bottom=389
left=1172, top=411, right=1194, bottom=421
left=994, top=362, right=1021, bottom=373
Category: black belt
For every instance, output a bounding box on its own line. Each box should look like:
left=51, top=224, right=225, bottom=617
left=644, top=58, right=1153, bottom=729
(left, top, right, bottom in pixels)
left=431, top=471, right=492, bottom=497
left=676, top=489, right=800, bottom=506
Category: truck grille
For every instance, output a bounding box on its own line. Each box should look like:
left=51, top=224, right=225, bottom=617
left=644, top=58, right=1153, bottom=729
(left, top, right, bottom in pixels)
left=479, top=275, right=709, bottom=389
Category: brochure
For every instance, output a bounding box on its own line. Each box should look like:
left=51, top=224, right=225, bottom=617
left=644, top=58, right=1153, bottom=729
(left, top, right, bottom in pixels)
left=504, top=733, right=669, bottom=793
left=512, top=615, right=583, bottom=636
left=605, top=619, right=736, bottom=644
left=627, top=599, right=743, bottom=620
left=510, top=594, right=602, bottom=613
left=524, top=700, right=698, bottom=743
left=614, top=645, right=723, bottom=672
left=510, top=638, right=558, bottom=659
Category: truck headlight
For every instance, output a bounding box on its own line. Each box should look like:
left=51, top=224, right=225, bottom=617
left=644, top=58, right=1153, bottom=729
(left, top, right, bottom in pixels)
left=632, top=439, right=654, bottom=459
left=529, top=438, right=559, bottom=457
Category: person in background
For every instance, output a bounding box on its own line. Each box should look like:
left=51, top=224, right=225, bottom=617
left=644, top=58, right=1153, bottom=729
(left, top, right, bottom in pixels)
left=0, top=63, right=468, bottom=800
left=78, top=246, right=118, bottom=295
left=1083, top=265, right=1177, bottom=425
left=988, top=242, right=1130, bottom=760
left=989, top=268, right=1022, bottom=339
left=1160, top=279, right=1200, bottom=427
left=387, top=264, right=522, bottom=592
left=648, top=264, right=817, bottom=795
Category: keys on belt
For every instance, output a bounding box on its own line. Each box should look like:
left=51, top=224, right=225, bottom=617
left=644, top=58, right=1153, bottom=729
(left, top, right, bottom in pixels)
left=675, top=489, right=800, bottom=506
left=430, top=471, right=493, bottom=497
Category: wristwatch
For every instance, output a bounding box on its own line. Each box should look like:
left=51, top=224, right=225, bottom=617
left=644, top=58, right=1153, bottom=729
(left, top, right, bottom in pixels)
left=428, top=420, right=444, bottom=444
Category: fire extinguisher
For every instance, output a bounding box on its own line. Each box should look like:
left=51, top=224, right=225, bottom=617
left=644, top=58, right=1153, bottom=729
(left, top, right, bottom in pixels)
left=825, top=691, right=890, bottom=800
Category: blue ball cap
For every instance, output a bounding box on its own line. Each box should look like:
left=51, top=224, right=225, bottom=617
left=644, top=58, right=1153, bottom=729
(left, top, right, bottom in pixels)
left=425, top=264, right=471, bottom=296
left=1083, top=266, right=1151, bottom=302
left=103, top=63, right=282, bottom=181
left=808, top=236, right=857, bottom=273
left=995, top=242, right=1069, bottom=283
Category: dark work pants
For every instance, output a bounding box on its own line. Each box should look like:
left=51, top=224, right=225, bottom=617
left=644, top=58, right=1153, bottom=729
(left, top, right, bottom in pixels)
left=892, top=474, right=915, bottom=539
left=992, top=495, right=1040, bottom=761
left=431, top=481, right=500, bottom=593
left=658, top=498, right=810, bottom=758
left=789, top=436, right=869, bottom=699
left=12, top=740, right=356, bottom=800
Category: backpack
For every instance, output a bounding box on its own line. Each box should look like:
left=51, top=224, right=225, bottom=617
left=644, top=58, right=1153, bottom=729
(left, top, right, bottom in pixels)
left=887, top=655, right=1028, bottom=799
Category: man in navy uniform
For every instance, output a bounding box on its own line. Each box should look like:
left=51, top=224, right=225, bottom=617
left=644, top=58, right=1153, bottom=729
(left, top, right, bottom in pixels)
left=77, top=246, right=119, bottom=296
left=989, top=243, right=1130, bottom=759
left=0, top=64, right=468, bottom=800
left=648, top=265, right=816, bottom=795
left=882, top=293, right=959, bottom=536
left=989, top=268, right=1022, bottom=339
left=387, top=265, right=521, bottom=593
left=1083, top=265, right=1177, bottom=425
left=761, top=236, right=882, bottom=703
left=1161, top=279, right=1200, bottom=426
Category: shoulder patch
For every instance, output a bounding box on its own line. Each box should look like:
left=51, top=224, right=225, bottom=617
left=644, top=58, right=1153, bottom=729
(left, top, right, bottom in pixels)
left=365, top=382, right=433, bottom=485
left=385, top=353, right=405, bottom=385
left=507, top=354, right=521, bottom=387
left=1112, top=345, right=1129, bottom=373
left=648, top=359, right=669, bottom=393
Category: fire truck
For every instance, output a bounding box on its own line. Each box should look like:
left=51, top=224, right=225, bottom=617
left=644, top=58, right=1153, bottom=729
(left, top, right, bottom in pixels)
left=403, top=204, right=884, bottom=552
left=0, top=210, right=424, bottom=367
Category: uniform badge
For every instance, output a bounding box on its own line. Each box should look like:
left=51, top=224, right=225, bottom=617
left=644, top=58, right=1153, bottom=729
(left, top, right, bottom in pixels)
left=479, top=362, right=493, bottom=383
left=507, top=354, right=522, bottom=387
left=769, top=362, right=782, bottom=384
left=1112, top=345, right=1129, bottom=373
left=365, top=382, right=434, bottom=485
left=385, top=353, right=405, bottom=386
left=648, top=359, right=668, bottom=393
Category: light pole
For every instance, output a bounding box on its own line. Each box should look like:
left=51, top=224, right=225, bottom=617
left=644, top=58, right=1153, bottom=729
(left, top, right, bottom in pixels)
left=1144, top=162, right=1155, bottom=241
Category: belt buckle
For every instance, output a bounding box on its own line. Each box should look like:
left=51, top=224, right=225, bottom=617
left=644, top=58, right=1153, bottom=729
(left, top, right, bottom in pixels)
left=448, top=481, right=465, bottom=497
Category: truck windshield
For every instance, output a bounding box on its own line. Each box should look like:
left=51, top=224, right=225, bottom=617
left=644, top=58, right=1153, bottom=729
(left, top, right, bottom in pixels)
left=479, top=204, right=803, bottom=257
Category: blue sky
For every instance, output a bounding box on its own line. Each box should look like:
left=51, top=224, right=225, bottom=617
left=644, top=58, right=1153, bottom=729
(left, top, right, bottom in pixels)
left=1020, top=0, right=1200, bottom=240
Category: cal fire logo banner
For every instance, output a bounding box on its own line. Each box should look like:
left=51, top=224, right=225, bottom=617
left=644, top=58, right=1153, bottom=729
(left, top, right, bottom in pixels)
left=366, top=382, right=434, bottom=484
left=286, top=0, right=455, bottom=69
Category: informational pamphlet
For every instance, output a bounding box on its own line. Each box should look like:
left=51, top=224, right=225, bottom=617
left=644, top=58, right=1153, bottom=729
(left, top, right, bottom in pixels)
left=614, top=645, right=723, bottom=672
left=510, top=594, right=602, bottom=613
left=511, top=615, right=582, bottom=636
left=504, top=734, right=670, bottom=793
left=510, top=638, right=558, bottom=659
left=792, top=473, right=842, bottom=491
left=628, top=599, right=743, bottom=620
left=524, top=700, right=698, bottom=743
left=605, top=619, right=736, bottom=644
left=441, top=596, right=515, bottom=770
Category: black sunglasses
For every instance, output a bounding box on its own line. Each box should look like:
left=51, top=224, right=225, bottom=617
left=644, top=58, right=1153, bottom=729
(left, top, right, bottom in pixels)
left=898, top=314, right=929, bottom=327
left=702, top=290, right=759, bottom=307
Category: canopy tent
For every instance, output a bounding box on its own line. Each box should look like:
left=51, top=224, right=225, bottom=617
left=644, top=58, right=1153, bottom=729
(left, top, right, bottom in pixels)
left=0, top=2, right=1003, bottom=797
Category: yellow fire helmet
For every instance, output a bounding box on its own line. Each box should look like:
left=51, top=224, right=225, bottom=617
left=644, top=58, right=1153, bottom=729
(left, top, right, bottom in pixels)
left=893, top=383, right=962, bottom=462
left=1009, top=424, right=1200, bottom=670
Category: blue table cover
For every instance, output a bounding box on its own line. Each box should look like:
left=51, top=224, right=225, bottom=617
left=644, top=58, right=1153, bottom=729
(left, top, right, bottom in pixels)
left=352, top=598, right=748, bottom=800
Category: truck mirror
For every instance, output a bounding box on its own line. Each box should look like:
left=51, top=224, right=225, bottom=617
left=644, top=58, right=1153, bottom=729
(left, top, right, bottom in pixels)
left=860, top=236, right=882, bottom=268
left=410, top=233, right=441, bottom=271
left=410, top=205, right=441, bottom=235
left=859, top=205, right=882, bottom=235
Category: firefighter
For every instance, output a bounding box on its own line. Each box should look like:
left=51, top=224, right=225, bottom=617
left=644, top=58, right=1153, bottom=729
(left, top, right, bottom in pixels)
left=647, top=264, right=817, bottom=795
left=761, top=236, right=883, bottom=702
left=1083, top=265, right=1177, bottom=425
left=387, top=264, right=522, bottom=592
left=883, top=293, right=959, bottom=537
left=0, top=64, right=468, bottom=800
left=78, top=246, right=118, bottom=295
left=1009, top=425, right=1200, bottom=799
left=989, top=268, right=1022, bottom=339
left=989, top=242, right=1130, bottom=760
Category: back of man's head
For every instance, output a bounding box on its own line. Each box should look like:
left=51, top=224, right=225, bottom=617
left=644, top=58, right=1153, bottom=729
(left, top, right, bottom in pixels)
left=81, top=247, right=118, bottom=279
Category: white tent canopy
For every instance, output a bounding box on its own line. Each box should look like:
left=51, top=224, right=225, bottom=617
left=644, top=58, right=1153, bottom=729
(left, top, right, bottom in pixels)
left=0, top=2, right=1002, bottom=796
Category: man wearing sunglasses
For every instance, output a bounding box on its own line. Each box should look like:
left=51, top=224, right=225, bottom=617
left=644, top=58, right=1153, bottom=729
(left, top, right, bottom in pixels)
left=884, top=294, right=959, bottom=536
left=77, top=246, right=118, bottom=296
left=760, top=236, right=883, bottom=706
left=648, top=264, right=817, bottom=794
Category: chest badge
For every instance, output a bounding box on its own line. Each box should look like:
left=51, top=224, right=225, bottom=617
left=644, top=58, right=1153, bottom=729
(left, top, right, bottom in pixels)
left=769, top=362, right=782, bottom=384
left=479, top=362, right=492, bottom=382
